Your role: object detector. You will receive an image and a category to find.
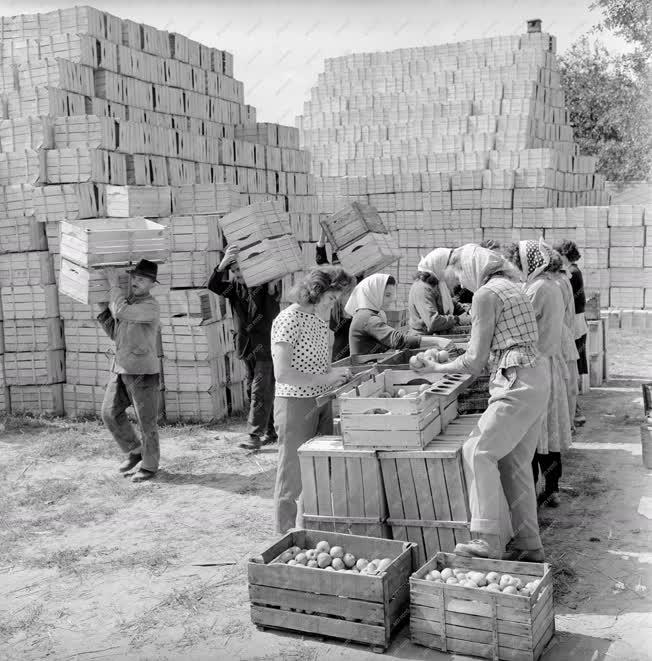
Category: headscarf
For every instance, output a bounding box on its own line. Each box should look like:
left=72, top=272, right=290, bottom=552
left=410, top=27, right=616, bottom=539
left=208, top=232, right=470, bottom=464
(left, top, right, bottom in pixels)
left=344, top=273, right=390, bottom=322
left=451, top=244, right=502, bottom=293
left=518, top=239, right=553, bottom=283
left=417, top=248, right=454, bottom=314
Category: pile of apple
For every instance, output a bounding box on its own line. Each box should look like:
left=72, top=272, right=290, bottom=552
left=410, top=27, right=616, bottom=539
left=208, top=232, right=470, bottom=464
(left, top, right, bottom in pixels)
left=410, top=349, right=450, bottom=370
left=377, top=383, right=432, bottom=399
left=274, top=541, right=393, bottom=576
left=423, top=567, right=541, bottom=597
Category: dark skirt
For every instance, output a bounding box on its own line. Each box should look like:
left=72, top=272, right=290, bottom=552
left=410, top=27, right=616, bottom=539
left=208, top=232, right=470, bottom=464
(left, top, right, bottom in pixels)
left=576, top=334, right=588, bottom=375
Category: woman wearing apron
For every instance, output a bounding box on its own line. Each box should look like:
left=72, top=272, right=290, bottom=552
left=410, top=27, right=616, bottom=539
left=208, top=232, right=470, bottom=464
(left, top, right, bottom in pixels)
left=415, top=244, right=549, bottom=561
left=504, top=240, right=572, bottom=509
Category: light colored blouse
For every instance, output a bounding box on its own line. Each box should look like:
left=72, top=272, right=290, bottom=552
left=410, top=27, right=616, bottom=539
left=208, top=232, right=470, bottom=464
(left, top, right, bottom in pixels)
left=271, top=304, right=331, bottom=399
left=524, top=275, right=564, bottom=358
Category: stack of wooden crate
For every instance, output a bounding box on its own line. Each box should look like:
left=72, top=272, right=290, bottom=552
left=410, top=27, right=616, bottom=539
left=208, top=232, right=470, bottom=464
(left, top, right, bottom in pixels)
left=0, top=6, right=319, bottom=419
left=298, top=26, right=614, bottom=311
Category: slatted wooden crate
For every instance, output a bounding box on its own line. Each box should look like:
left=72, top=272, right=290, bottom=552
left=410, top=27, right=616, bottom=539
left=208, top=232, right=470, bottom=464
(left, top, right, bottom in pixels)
left=298, top=436, right=390, bottom=538
left=0, top=215, right=48, bottom=254
left=0, top=116, right=51, bottom=151
left=160, top=320, right=221, bottom=361
left=44, top=148, right=127, bottom=185
left=58, top=259, right=171, bottom=304
left=0, top=150, right=41, bottom=185
left=236, top=235, right=304, bottom=287
left=60, top=217, right=168, bottom=268
left=9, top=383, right=64, bottom=415
left=163, top=387, right=228, bottom=422
left=379, top=431, right=472, bottom=564
left=337, top=232, right=402, bottom=277
left=2, top=87, right=86, bottom=120
left=339, top=370, right=470, bottom=450
left=157, top=215, right=224, bottom=252
left=3, top=318, right=64, bottom=352
left=167, top=250, right=220, bottom=288
left=105, top=185, right=171, bottom=217
left=3, top=350, right=65, bottom=385
left=158, top=288, right=227, bottom=325
left=32, top=182, right=105, bottom=222
left=1, top=284, right=59, bottom=320
left=410, top=553, right=554, bottom=661
left=0, top=251, right=54, bottom=286
left=63, top=383, right=105, bottom=417
left=65, top=351, right=111, bottom=386
left=63, top=319, right=113, bottom=353
left=248, top=529, right=416, bottom=652
left=218, top=200, right=291, bottom=245
left=321, top=201, right=388, bottom=250
left=170, top=183, right=241, bottom=215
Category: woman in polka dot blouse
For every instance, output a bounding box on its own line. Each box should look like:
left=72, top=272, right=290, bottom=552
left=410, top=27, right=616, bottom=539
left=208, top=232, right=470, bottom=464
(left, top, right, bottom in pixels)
left=271, top=266, right=356, bottom=535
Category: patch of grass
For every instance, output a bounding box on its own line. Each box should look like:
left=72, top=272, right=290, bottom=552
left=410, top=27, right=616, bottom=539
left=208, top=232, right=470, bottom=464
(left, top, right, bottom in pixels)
left=110, top=548, right=178, bottom=574
left=30, top=545, right=93, bottom=573
left=16, top=478, right=78, bottom=508
left=0, top=603, right=44, bottom=641
left=549, top=554, right=578, bottom=599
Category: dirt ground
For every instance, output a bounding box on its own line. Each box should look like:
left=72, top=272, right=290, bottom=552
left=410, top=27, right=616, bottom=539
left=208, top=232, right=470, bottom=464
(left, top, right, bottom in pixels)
left=1, top=327, right=651, bottom=661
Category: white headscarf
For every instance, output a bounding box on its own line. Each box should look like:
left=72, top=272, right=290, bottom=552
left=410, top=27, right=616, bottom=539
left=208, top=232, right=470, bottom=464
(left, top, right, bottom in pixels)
left=452, top=244, right=502, bottom=293
left=344, top=273, right=390, bottom=322
left=518, top=239, right=552, bottom=283
left=417, top=248, right=454, bottom=314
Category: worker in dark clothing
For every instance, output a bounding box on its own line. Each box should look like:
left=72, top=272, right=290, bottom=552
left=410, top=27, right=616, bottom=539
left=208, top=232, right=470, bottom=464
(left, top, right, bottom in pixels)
left=315, top=230, right=358, bottom=362
left=208, top=245, right=281, bottom=451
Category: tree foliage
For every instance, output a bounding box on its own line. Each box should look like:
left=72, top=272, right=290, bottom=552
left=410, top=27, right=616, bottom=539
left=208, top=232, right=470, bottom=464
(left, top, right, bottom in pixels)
left=559, top=3, right=652, bottom=181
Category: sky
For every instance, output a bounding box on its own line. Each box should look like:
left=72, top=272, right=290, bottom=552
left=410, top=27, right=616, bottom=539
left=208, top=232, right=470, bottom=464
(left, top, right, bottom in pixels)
left=1, top=0, right=632, bottom=126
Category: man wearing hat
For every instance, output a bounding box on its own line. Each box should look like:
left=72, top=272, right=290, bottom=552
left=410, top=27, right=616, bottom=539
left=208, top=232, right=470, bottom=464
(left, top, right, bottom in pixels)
left=96, top=259, right=161, bottom=482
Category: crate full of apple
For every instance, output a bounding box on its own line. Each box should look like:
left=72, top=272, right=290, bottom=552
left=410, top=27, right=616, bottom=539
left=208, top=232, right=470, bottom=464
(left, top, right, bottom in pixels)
left=338, top=368, right=469, bottom=450
left=274, top=539, right=393, bottom=576
left=410, top=552, right=554, bottom=661
left=248, top=529, right=416, bottom=651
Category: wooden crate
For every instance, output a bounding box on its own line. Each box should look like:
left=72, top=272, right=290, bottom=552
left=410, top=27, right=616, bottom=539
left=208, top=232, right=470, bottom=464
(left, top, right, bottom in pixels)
left=218, top=200, right=291, bottom=245
left=0, top=251, right=54, bottom=286
left=63, top=383, right=105, bottom=417
left=2, top=318, right=64, bottom=352
left=1, top=284, right=59, bottom=320
left=9, top=383, right=64, bottom=416
left=337, top=232, right=401, bottom=277
left=321, top=201, right=388, bottom=250
left=32, top=182, right=105, bottom=223
left=65, top=351, right=111, bottom=386
left=339, top=370, right=470, bottom=450
left=380, top=434, right=471, bottom=565
left=248, top=529, right=416, bottom=651
left=163, top=387, right=228, bottom=422
left=170, top=183, right=240, bottom=215
left=63, top=319, right=113, bottom=352
left=158, top=215, right=224, bottom=252
left=58, top=259, right=170, bottom=304
left=60, top=217, right=168, bottom=268
left=105, top=185, right=172, bottom=217
left=237, top=235, right=304, bottom=287
left=3, top=350, right=65, bottom=385
left=0, top=215, right=48, bottom=254
left=410, top=552, right=554, bottom=661
left=44, top=148, right=127, bottom=185
left=298, top=436, right=390, bottom=538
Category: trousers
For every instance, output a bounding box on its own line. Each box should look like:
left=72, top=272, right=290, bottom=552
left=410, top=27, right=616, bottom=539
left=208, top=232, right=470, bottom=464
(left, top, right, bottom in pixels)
left=532, top=452, right=562, bottom=494
left=245, top=358, right=276, bottom=440
left=101, top=373, right=160, bottom=472
left=462, top=361, right=549, bottom=551
left=273, top=396, right=333, bottom=535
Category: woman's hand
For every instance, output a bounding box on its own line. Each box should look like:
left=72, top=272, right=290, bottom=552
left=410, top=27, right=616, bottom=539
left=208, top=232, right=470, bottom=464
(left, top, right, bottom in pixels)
left=457, top=312, right=471, bottom=326
left=431, top=337, right=456, bottom=352
left=413, top=358, right=446, bottom=373
left=325, top=367, right=351, bottom=388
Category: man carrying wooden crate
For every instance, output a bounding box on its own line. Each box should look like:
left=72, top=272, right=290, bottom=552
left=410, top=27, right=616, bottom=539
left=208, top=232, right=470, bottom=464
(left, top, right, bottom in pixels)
left=208, top=245, right=280, bottom=452
left=96, top=259, right=161, bottom=483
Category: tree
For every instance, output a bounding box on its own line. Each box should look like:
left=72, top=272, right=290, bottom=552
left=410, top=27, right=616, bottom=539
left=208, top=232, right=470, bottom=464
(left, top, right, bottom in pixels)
left=559, top=38, right=652, bottom=181
left=590, top=0, right=652, bottom=56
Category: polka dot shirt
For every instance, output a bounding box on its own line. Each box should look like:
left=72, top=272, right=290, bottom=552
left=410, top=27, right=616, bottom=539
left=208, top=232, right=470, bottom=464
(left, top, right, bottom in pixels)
left=272, top=304, right=331, bottom=398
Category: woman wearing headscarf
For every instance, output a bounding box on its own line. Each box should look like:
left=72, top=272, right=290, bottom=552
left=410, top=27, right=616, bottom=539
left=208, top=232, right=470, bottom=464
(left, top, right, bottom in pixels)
left=548, top=251, right=580, bottom=434
left=553, top=240, right=587, bottom=427
left=347, top=273, right=454, bottom=357
left=409, top=248, right=471, bottom=335
left=414, top=244, right=549, bottom=562
left=503, top=240, right=572, bottom=508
